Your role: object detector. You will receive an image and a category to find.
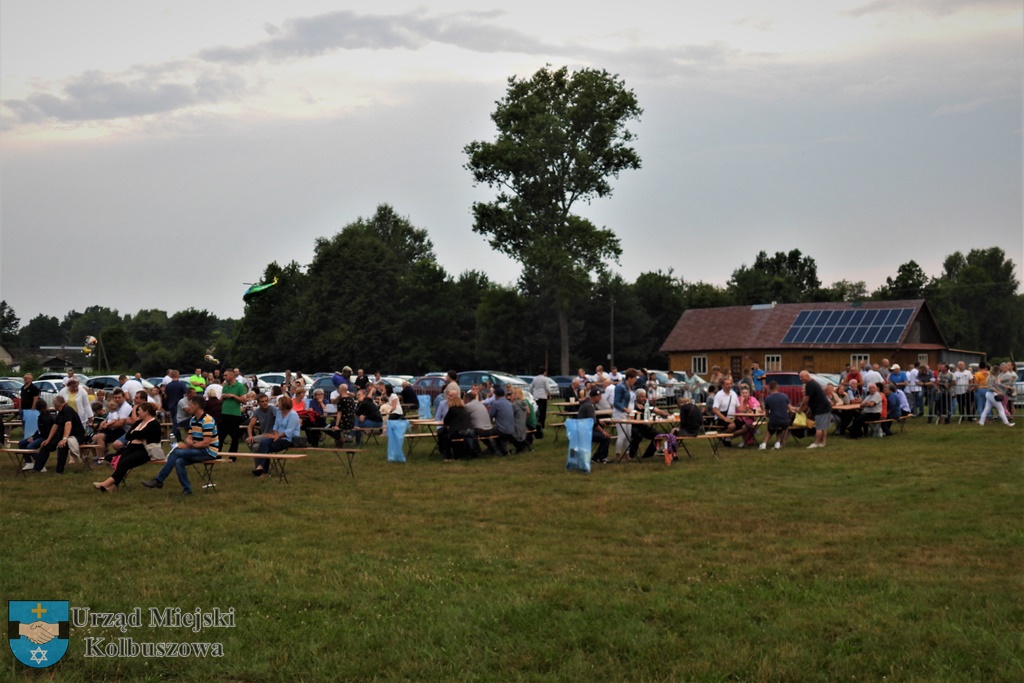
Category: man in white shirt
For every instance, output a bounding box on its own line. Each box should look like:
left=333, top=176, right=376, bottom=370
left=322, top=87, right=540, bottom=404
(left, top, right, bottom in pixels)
left=121, top=374, right=144, bottom=402
left=712, top=377, right=740, bottom=444
left=906, top=363, right=921, bottom=416
left=862, top=366, right=884, bottom=388
left=593, top=365, right=609, bottom=384
left=529, top=370, right=550, bottom=431
left=608, top=366, right=623, bottom=383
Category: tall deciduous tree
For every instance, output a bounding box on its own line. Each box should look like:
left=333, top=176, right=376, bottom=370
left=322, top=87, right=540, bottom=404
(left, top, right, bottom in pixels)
left=0, top=301, right=20, bottom=345
left=465, top=65, right=642, bottom=374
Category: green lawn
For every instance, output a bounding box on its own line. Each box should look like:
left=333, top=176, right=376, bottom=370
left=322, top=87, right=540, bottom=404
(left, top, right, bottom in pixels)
left=2, top=421, right=1021, bottom=682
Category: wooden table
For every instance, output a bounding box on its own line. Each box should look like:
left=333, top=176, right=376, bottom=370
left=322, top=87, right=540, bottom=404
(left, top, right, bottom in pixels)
left=407, top=420, right=442, bottom=456
left=608, top=417, right=679, bottom=462
left=733, top=411, right=766, bottom=446
left=1, top=448, right=36, bottom=475
left=303, top=447, right=365, bottom=478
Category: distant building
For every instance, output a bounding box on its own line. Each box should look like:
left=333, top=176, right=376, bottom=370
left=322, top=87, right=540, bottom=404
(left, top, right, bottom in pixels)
left=660, top=299, right=984, bottom=378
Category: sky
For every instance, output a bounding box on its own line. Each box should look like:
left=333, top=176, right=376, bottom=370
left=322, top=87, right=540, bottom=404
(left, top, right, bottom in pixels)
left=1, top=0, right=1022, bottom=325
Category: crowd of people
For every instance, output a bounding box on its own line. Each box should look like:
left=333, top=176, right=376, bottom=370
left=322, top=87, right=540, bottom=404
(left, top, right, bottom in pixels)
left=8, top=358, right=1017, bottom=489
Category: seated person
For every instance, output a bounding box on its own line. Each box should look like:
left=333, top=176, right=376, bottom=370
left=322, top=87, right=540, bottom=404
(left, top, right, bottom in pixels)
left=400, top=381, right=418, bottom=412
left=142, top=395, right=219, bottom=495
left=463, top=391, right=499, bottom=453
left=850, top=383, right=884, bottom=438
left=92, top=389, right=131, bottom=458
left=675, top=397, right=703, bottom=437
left=712, top=378, right=740, bottom=446
left=92, top=402, right=161, bottom=492
left=18, top=397, right=55, bottom=470
left=487, top=387, right=515, bottom=455
left=305, top=388, right=330, bottom=446
left=883, top=384, right=901, bottom=434
left=354, top=390, right=383, bottom=444
left=762, top=381, right=792, bottom=450
left=246, top=393, right=278, bottom=452
left=33, top=395, right=86, bottom=474
left=509, top=387, right=531, bottom=453
left=251, top=395, right=301, bottom=477
left=627, top=388, right=670, bottom=460
left=577, top=388, right=611, bottom=463
left=439, top=394, right=478, bottom=460
left=330, top=384, right=357, bottom=444
left=733, top=386, right=761, bottom=448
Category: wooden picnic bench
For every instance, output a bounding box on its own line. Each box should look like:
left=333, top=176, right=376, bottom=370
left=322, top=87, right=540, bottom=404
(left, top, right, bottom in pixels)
left=232, top=452, right=306, bottom=483
left=1, top=448, right=36, bottom=475
left=302, top=447, right=365, bottom=478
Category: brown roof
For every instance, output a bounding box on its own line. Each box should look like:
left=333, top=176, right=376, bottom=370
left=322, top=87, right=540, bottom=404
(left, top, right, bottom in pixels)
left=660, top=299, right=933, bottom=353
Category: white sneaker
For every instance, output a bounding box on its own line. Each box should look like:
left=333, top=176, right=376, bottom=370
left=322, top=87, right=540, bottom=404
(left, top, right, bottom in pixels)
left=38, top=467, right=47, bottom=472
left=774, top=442, right=781, bottom=450
left=806, top=443, right=818, bottom=449
left=1008, top=423, right=1016, bottom=427
left=758, top=442, right=767, bottom=450
left=21, top=463, right=34, bottom=471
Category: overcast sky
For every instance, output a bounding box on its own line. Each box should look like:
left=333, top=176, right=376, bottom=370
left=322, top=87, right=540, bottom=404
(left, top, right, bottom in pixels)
left=1, top=0, right=1021, bottom=325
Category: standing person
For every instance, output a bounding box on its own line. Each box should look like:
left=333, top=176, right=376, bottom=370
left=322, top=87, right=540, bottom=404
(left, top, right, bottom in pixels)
left=218, top=369, right=246, bottom=459
left=162, top=371, right=188, bottom=438
left=612, top=368, right=638, bottom=459
left=19, top=373, right=40, bottom=421
left=978, top=368, right=1014, bottom=427
left=750, top=362, right=766, bottom=399
left=188, top=368, right=206, bottom=393
left=530, top=369, right=550, bottom=433
left=577, top=387, right=611, bottom=463
left=973, top=362, right=991, bottom=421
left=906, top=363, right=922, bottom=417
left=58, top=378, right=93, bottom=425
left=761, top=381, right=791, bottom=450
left=92, top=402, right=161, bottom=492
left=142, top=395, right=220, bottom=496
left=799, top=371, right=831, bottom=449
left=935, top=363, right=955, bottom=424
left=32, top=395, right=85, bottom=474
left=952, top=361, right=973, bottom=420
left=997, top=363, right=1017, bottom=419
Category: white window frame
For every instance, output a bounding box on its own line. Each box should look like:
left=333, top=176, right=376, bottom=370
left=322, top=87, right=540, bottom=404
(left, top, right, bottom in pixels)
left=918, top=354, right=929, bottom=366
left=851, top=353, right=870, bottom=368
left=692, top=355, right=708, bottom=375
left=764, top=354, right=782, bottom=371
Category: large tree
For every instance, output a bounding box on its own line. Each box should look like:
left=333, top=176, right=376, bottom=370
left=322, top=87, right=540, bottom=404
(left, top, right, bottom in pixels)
left=0, top=301, right=20, bottom=345
left=465, top=65, right=642, bottom=374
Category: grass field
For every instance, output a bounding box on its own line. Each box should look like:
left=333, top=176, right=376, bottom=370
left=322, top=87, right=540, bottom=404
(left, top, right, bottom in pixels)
left=1, top=421, right=1021, bottom=682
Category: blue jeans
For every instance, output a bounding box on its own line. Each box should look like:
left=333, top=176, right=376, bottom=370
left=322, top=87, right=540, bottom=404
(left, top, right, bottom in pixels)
left=156, top=448, right=215, bottom=493
left=255, top=438, right=291, bottom=471
left=18, top=436, right=44, bottom=462
left=356, top=420, right=382, bottom=444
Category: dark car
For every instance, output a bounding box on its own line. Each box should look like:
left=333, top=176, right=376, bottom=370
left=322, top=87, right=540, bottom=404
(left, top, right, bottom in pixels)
left=0, top=378, right=23, bottom=410
left=549, top=375, right=578, bottom=400
left=412, top=375, right=448, bottom=399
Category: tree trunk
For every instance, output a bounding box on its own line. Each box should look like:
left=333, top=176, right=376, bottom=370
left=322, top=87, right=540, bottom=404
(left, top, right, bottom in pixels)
left=559, top=304, right=570, bottom=376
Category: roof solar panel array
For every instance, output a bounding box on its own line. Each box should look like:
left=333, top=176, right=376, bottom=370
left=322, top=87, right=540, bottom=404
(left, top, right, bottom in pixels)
left=782, top=308, right=913, bottom=345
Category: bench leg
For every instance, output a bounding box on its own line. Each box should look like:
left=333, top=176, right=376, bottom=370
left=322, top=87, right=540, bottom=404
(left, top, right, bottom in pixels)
left=332, top=451, right=355, bottom=478
left=269, top=458, right=289, bottom=483
left=190, top=462, right=219, bottom=491
left=6, top=451, right=26, bottom=476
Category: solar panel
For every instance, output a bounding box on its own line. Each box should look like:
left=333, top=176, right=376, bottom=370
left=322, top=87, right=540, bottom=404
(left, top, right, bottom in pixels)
left=781, top=307, right=915, bottom=345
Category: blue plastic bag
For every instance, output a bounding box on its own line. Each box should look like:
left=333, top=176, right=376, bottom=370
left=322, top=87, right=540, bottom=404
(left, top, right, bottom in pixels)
left=386, top=418, right=408, bottom=463
left=565, top=417, right=593, bottom=473
left=417, top=394, right=432, bottom=420
left=21, top=409, right=40, bottom=438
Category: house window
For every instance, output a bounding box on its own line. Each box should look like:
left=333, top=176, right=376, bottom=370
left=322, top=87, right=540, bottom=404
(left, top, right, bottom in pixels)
left=918, top=354, right=929, bottom=366
left=802, top=355, right=815, bottom=371
left=692, top=356, right=707, bottom=375
left=851, top=354, right=870, bottom=368
left=764, top=354, right=782, bottom=371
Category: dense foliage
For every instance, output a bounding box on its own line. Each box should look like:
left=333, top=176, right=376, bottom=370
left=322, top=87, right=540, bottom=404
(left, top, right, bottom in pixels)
left=4, top=208, right=1020, bottom=376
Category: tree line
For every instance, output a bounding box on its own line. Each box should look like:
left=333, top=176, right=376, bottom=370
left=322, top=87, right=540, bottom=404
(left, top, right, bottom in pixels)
left=2, top=205, right=1020, bottom=376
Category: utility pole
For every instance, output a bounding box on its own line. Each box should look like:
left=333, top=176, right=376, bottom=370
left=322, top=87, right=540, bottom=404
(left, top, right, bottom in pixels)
left=609, top=296, right=615, bottom=368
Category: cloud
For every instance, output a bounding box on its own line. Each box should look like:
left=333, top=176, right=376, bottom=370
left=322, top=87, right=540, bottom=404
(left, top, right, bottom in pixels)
left=932, top=96, right=998, bottom=115
left=198, top=9, right=561, bottom=64
left=4, top=67, right=246, bottom=124
left=844, top=0, right=1020, bottom=18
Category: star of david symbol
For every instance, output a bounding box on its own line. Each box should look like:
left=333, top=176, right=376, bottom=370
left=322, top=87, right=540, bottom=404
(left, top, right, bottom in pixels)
left=29, top=646, right=48, bottom=664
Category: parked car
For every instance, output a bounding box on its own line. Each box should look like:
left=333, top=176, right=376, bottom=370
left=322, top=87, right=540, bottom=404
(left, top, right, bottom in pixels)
left=0, top=378, right=23, bottom=410
left=763, top=371, right=806, bottom=406
left=146, top=376, right=165, bottom=387
left=1015, top=369, right=1024, bottom=408
left=549, top=375, right=578, bottom=400
left=33, top=379, right=67, bottom=408
left=457, top=371, right=528, bottom=394
left=412, top=375, right=448, bottom=399
left=37, top=372, right=90, bottom=382
left=86, top=375, right=155, bottom=393
left=255, top=372, right=313, bottom=389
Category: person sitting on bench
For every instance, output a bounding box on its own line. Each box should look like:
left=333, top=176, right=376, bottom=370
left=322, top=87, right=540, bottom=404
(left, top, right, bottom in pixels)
left=18, top=398, right=54, bottom=470
left=93, top=401, right=161, bottom=492
left=142, top=395, right=219, bottom=496
left=252, top=395, right=301, bottom=477
left=32, top=395, right=86, bottom=473
left=850, top=383, right=883, bottom=438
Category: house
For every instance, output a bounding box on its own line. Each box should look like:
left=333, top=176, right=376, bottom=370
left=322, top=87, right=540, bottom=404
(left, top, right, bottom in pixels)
left=659, top=299, right=984, bottom=379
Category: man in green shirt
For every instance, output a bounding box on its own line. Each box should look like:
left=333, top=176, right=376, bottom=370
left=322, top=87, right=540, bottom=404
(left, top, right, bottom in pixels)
left=188, top=368, right=206, bottom=393
left=219, top=368, right=248, bottom=458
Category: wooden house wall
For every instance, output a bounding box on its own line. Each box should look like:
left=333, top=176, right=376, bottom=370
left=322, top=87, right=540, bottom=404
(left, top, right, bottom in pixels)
left=669, top=349, right=938, bottom=378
